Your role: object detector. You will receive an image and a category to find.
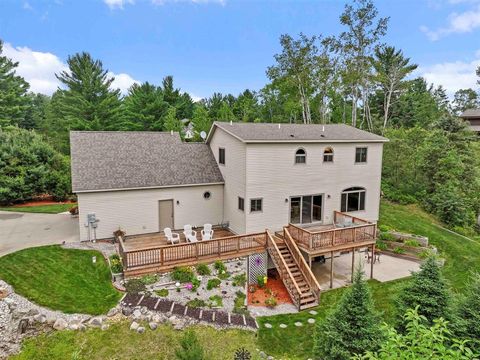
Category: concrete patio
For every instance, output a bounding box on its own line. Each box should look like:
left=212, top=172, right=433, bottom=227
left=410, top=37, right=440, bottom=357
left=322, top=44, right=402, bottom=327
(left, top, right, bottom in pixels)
left=311, top=250, right=421, bottom=290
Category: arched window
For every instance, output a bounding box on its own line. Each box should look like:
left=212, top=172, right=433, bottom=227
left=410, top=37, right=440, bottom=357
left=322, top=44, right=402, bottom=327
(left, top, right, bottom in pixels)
left=341, top=187, right=366, bottom=212
left=323, top=147, right=334, bottom=162
left=295, top=148, right=306, bottom=164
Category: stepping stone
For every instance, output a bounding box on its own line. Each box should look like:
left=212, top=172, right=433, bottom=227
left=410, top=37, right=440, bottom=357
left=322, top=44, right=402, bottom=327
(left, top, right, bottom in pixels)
left=264, top=323, right=272, bottom=329
left=307, top=318, right=316, bottom=324
left=309, top=310, right=318, bottom=315
left=279, top=323, right=287, bottom=328
left=294, top=322, right=303, bottom=327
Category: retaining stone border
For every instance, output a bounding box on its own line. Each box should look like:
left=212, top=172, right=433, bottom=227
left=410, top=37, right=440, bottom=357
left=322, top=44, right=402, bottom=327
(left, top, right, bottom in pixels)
left=121, top=293, right=258, bottom=330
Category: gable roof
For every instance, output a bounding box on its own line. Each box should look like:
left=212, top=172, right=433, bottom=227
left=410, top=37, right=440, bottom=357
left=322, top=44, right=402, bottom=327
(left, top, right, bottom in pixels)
left=207, top=122, right=388, bottom=143
left=460, top=109, right=480, bottom=119
left=70, top=131, right=224, bottom=193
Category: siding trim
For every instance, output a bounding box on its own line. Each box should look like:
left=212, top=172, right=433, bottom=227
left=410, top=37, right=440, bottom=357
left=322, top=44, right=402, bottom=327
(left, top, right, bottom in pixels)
left=75, top=182, right=225, bottom=194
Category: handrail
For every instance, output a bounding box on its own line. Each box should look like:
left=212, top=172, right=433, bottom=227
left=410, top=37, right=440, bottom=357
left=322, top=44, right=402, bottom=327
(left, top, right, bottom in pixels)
left=117, top=235, right=128, bottom=270
left=265, top=230, right=302, bottom=310
left=284, top=227, right=321, bottom=300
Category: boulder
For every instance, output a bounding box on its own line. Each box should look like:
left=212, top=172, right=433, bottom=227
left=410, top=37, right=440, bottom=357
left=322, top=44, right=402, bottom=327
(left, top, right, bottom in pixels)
left=122, top=307, right=133, bottom=316
left=53, top=318, right=68, bottom=331
left=149, top=322, right=157, bottom=330
left=130, top=321, right=139, bottom=331
left=69, top=323, right=79, bottom=331
left=33, top=314, right=46, bottom=324
left=107, top=308, right=118, bottom=317
left=132, top=309, right=142, bottom=320
left=88, top=317, right=103, bottom=327
left=137, top=326, right=145, bottom=334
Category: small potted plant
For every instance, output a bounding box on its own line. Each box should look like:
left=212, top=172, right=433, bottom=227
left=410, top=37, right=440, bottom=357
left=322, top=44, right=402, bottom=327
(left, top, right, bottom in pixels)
left=109, top=254, right=123, bottom=281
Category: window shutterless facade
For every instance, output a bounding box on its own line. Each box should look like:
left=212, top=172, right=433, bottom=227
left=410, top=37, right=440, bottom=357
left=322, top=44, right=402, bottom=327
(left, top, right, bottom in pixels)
left=238, top=197, right=244, bottom=211
left=218, top=147, right=225, bottom=165
left=341, top=187, right=366, bottom=212
left=250, top=198, right=262, bottom=212
left=355, top=147, right=367, bottom=163
left=295, top=148, right=306, bottom=164
left=323, top=147, right=334, bottom=162
left=290, top=194, right=323, bottom=224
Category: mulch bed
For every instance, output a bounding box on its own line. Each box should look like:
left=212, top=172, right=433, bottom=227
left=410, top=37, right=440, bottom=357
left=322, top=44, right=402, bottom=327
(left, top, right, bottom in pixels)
left=140, top=296, right=159, bottom=308
left=230, top=314, right=245, bottom=326
left=121, top=293, right=142, bottom=307
left=10, top=199, right=76, bottom=207
left=247, top=277, right=293, bottom=307
left=186, top=307, right=202, bottom=319
left=156, top=299, right=173, bottom=312
left=201, top=309, right=215, bottom=323
left=215, top=311, right=229, bottom=325
left=172, top=303, right=186, bottom=316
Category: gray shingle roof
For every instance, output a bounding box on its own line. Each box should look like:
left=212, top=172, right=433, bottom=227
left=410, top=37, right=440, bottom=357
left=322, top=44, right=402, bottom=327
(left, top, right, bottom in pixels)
left=70, top=131, right=224, bottom=192
left=208, top=122, right=388, bottom=142
left=460, top=109, right=480, bottom=118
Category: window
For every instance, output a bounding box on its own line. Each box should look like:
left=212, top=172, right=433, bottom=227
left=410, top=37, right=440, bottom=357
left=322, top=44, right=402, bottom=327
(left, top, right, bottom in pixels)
left=290, top=195, right=323, bottom=224
left=323, top=147, right=334, bottom=162
left=341, top=187, right=366, bottom=212
left=203, top=191, right=211, bottom=200
left=250, top=198, right=262, bottom=212
left=355, top=147, right=367, bottom=163
left=295, top=148, right=306, bottom=164
left=219, top=147, right=225, bottom=165
left=238, top=197, right=244, bottom=211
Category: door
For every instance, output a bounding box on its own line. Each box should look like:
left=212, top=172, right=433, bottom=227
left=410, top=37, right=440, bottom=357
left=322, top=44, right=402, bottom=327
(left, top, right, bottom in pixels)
left=159, top=200, right=174, bottom=231
left=290, top=194, right=323, bottom=224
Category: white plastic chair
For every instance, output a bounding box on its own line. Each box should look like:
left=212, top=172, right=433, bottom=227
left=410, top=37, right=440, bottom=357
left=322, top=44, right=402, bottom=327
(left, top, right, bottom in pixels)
left=201, top=224, right=214, bottom=241
left=183, top=225, right=198, bottom=243
left=164, top=227, right=180, bottom=244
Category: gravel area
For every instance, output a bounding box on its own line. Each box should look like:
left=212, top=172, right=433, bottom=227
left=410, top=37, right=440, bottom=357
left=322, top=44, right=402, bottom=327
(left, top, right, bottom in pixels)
left=62, top=241, right=117, bottom=258
left=146, top=258, right=247, bottom=313
left=248, top=303, right=298, bottom=317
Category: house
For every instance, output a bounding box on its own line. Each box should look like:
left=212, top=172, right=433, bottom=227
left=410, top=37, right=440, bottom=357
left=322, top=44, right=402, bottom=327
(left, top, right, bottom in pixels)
left=460, top=109, right=480, bottom=133
left=70, top=122, right=387, bottom=242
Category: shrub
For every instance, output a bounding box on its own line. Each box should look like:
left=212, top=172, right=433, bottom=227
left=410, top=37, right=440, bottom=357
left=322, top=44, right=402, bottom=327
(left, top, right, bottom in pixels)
left=206, top=278, right=221, bottom=290
left=257, top=275, right=266, bottom=288
left=124, top=278, right=146, bottom=294
left=393, top=247, right=406, bottom=254
left=175, top=330, right=204, bottom=360
left=265, top=296, right=277, bottom=308
left=379, top=232, right=396, bottom=242
left=186, top=298, right=207, bottom=308
left=155, top=289, right=169, bottom=297
left=378, top=224, right=392, bottom=233
left=141, top=274, right=157, bottom=285
left=191, top=278, right=201, bottom=291
left=218, top=271, right=230, bottom=280
left=234, top=348, right=252, bottom=360
left=214, top=260, right=226, bottom=273
left=233, top=291, right=248, bottom=315
left=195, top=263, right=211, bottom=276
left=171, top=267, right=195, bottom=283
left=418, top=249, right=433, bottom=259
left=404, top=239, right=420, bottom=247
left=109, top=254, right=123, bottom=273
left=232, top=273, right=247, bottom=287
left=375, top=241, right=388, bottom=251
left=209, top=295, right=223, bottom=307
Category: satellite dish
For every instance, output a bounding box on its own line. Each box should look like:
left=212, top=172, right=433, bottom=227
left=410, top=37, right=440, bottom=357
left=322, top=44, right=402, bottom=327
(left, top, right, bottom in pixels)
left=200, top=131, right=207, bottom=140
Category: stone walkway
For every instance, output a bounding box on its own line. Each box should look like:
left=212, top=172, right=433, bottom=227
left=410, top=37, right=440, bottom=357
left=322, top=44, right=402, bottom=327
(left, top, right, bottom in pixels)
left=262, top=310, right=318, bottom=330
left=121, top=293, right=258, bottom=329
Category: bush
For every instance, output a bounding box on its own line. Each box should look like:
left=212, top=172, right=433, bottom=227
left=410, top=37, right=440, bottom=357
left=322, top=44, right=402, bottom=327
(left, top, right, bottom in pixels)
left=379, top=232, right=396, bottom=242
left=209, top=295, right=223, bottom=307
left=214, top=260, right=226, bottom=273
left=404, top=239, right=420, bottom=247
left=124, top=278, right=146, bottom=294
left=186, top=298, right=207, bottom=308
left=109, top=254, right=123, bottom=273
left=171, top=267, right=195, bottom=283
left=378, top=224, right=392, bottom=233
left=232, top=273, right=247, bottom=287
left=175, top=330, right=204, bottom=360
left=233, top=291, right=248, bottom=315
left=375, top=241, right=388, bottom=251
left=265, top=296, right=277, bottom=308
left=141, top=274, right=157, bottom=285
left=257, top=275, right=266, bottom=288
left=218, top=271, right=230, bottom=280
left=155, top=289, right=169, bottom=297
left=195, top=263, right=211, bottom=276
left=206, top=278, right=221, bottom=290
left=418, top=249, right=433, bottom=259
left=393, top=247, right=406, bottom=254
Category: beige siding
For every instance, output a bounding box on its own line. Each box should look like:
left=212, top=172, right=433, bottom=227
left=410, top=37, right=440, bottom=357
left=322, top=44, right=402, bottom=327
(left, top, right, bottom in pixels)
left=245, top=142, right=384, bottom=233
left=208, top=128, right=246, bottom=234
left=77, top=185, right=224, bottom=241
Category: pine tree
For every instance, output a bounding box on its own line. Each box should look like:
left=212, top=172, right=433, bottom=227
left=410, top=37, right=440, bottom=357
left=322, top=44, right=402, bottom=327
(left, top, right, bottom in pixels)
left=453, top=273, right=480, bottom=351
left=191, top=104, right=211, bottom=139
left=0, top=40, right=30, bottom=128
left=163, top=106, right=182, bottom=132
left=314, top=268, right=383, bottom=360
left=397, top=257, right=450, bottom=326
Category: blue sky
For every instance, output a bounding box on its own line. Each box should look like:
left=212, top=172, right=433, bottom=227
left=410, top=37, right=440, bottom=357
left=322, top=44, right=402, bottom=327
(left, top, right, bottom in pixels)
left=1, top=0, right=479, bottom=99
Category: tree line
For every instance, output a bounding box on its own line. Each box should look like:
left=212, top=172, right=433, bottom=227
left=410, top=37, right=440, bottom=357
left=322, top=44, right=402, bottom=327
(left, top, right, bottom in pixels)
left=0, top=0, right=479, bottom=233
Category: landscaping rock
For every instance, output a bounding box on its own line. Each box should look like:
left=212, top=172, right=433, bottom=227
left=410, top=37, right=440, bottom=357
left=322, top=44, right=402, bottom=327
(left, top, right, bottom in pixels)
left=53, top=318, right=68, bottom=330
left=137, top=326, right=145, bottom=334
left=132, top=309, right=142, bottom=320
left=78, top=324, right=87, bottom=332
left=307, top=318, right=315, bottom=324
left=149, top=322, right=157, bottom=330
left=309, top=310, right=318, bottom=315
left=279, top=324, right=287, bottom=328
left=101, top=324, right=109, bottom=331
left=88, top=316, right=103, bottom=327
left=130, top=321, right=139, bottom=331
left=122, top=307, right=133, bottom=316
left=33, top=314, right=46, bottom=324
left=264, top=323, right=272, bottom=329
left=107, top=308, right=118, bottom=317
left=69, top=323, right=79, bottom=331
left=294, top=322, right=303, bottom=327
left=259, top=351, right=267, bottom=358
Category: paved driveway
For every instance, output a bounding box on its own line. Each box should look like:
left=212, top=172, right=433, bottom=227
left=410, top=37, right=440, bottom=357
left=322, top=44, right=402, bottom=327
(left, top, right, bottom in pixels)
left=0, top=211, right=79, bottom=257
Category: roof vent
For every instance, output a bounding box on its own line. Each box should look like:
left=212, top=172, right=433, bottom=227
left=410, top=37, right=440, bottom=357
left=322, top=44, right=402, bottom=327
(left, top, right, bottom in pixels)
left=278, top=123, right=281, bottom=129
left=290, top=134, right=295, bottom=138
left=230, top=120, right=233, bottom=125
left=322, top=125, right=325, bottom=132
left=170, top=130, right=174, bottom=135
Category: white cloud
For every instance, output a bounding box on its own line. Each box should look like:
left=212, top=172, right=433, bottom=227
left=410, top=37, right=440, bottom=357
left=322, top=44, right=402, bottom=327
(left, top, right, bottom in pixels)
left=23, top=2, right=33, bottom=10
left=418, top=51, right=480, bottom=96
left=421, top=4, right=480, bottom=40
left=103, top=0, right=134, bottom=10
left=151, top=0, right=225, bottom=6
left=3, top=42, right=139, bottom=95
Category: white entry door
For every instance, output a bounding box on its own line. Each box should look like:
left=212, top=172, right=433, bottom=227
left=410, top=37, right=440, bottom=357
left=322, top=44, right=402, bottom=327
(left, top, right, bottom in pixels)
left=159, top=200, right=174, bottom=231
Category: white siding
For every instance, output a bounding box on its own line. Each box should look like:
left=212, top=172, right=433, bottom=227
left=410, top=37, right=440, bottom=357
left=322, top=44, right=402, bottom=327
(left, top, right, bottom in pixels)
left=245, top=142, right=383, bottom=233
left=77, top=185, right=224, bottom=241
left=208, top=128, right=246, bottom=234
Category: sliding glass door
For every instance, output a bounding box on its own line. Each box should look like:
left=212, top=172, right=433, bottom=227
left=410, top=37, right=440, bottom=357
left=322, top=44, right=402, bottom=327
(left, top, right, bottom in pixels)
left=290, top=194, right=323, bottom=224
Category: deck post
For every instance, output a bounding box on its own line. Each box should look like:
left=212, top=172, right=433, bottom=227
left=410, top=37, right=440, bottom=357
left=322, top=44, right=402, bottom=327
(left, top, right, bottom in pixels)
left=351, top=247, right=355, bottom=283
left=332, top=230, right=336, bottom=247
left=330, top=251, right=334, bottom=289
left=309, top=255, right=312, bottom=269
left=370, top=244, right=375, bottom=279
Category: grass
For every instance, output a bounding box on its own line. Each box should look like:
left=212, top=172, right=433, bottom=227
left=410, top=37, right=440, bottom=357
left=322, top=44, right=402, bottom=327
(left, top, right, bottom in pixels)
left=0, top=245, right=121, bottom=315
left=10, top=322, right=260, bottom=360
left=0, top=203, right=76, bottom=214
left=257, top=200, right=480, bottom=359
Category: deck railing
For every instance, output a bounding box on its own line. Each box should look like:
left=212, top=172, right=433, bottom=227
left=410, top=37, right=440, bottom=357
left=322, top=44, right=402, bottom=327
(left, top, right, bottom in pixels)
left=283, top=227, right=321, bottom=301
left=287, top=212, right=377, bottom=251
left=266, top=230, right=302, bottom=310
left=118, top=232, right=267, bottom=270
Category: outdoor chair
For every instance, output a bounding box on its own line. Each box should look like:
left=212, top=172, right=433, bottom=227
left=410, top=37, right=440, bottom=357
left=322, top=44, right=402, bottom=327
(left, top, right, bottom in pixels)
left=201, top=223, right=214, bottom=240
left=164, top=227, right=180, bottom=244
left=183, top=225, right=198, bottom=243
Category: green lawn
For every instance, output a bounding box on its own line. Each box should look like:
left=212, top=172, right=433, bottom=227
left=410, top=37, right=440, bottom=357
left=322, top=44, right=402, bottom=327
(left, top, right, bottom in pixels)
left=0, top=246, right=121, bottom=315
left=10, top=322, right=260, bottom=360
left=0, top=203, right=76, bottom=214
left=257, top=200, right=480, bottom=359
